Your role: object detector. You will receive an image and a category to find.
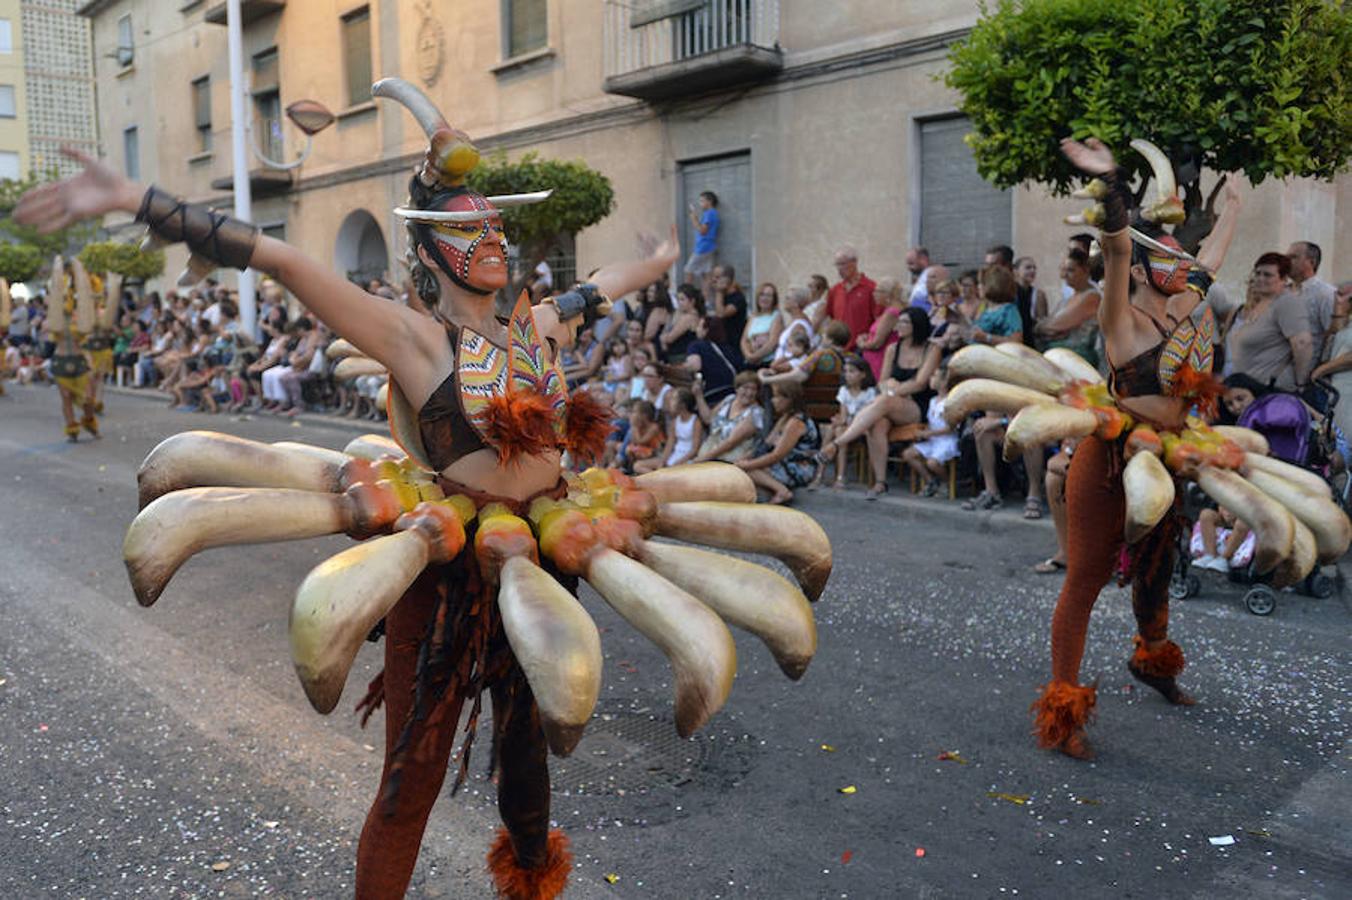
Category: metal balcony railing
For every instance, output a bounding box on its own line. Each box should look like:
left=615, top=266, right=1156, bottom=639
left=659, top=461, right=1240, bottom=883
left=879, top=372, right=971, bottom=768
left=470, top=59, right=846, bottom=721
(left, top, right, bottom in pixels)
left=603, top=0, right=782, bottom=100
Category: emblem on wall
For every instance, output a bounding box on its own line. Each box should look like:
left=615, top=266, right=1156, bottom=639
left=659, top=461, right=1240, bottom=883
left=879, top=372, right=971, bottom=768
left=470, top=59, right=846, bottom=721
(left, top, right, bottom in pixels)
left=416, top=1, right=445, bottom=87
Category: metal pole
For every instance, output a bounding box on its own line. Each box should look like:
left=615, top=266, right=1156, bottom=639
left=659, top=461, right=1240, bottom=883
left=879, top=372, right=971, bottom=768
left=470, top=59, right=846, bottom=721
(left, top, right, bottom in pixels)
left=226, top=0, right=257, bottom=338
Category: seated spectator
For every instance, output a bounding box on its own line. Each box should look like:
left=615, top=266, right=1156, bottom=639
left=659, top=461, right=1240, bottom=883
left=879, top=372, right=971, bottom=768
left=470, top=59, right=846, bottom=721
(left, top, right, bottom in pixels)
left=810, top=354, right=877, bottom=489
left=275, top=317, right=322, bottom=416
left=762, top=330, right=812, bottom=376
left=600, top=337, right=634, bottom=399
left=856, top=277, right=904, bottom=382
left=956, top=269, right=984, bottom=323
left=1191, top=506, right=1255, bottom=572
left=929, top=279, right=972, bottom=354
left=900, top=361, right=959, bottom=497
left=640, top=280, right=672, bottom=345
left=116, top=317, right=149, bottom=386
left=694, top=371, right=765, bottom=463
left=623, top=318, right=657, bottom=364
left=771, top=285, right=814, bottom=366
left=618, top=399, right=663, bottom=473
left=709, top=265, right=747, bottom=366
left=1219, top=372, right=1270, bottom=424
left=635, top=388, right=704, bottom=474
left=172, top=348, right=227, bottom=413
left=969, top=266, right=1024, bottom=347
left=740, top=283, right=784, bottom=369
left=1222, top=252, right=1312, bottom=391
left=757, top=319, right=851, bottom=387
left=736, top=381, right=821, bottom=504
left=665, top=317, right=738, bottom=403
left=631, top=361, right=671, bottom=411
left=562, top=326, right=604, bottom=387
left=805, top=274, right=831, bottom=331
left=659, top=284, right=704, bottom=363
left=1035, top=249, right=1101, bottom=364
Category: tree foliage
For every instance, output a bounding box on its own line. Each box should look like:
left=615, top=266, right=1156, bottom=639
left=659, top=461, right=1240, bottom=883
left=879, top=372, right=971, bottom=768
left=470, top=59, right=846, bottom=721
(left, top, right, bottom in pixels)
left=466, top=151, right=616, bottom=253
left=946, top=0, right=1352, bottom=244
left=0, top=170, right=98, bottom=263
left=78, top=241, right=166, bottom=281
left=0, top=242, right=43, bottom=283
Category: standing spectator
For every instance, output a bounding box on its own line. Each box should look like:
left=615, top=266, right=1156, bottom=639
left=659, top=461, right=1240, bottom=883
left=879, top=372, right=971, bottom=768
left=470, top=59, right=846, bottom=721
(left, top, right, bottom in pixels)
left=1035, top=250, right=1101, bottom=365
left=1312, top=282, right=1352, bottom=444
left=1061, top=233, right=1095, bottom=302
left=7, top=296, right=30, bottom=346
left=905, top=246, right=938, bottom=311
left=805, top=274, right=831, bottom=331
left=740, top=282, right=785, bottom=369
left=1287, top=241, right=1336, bottom=360
left=709, top=265, right=747, bottom=366
left=685, top=190, right=720, bottom=296
left=1013, top=256, right=1045, bottom=345
left=826, top=245, right=880, bottom=350
left=984, top=244, right=1014, bottom=270
left=856, top=277, right=904, bottom=382
left=1222, top=253, right=1312, bottom=390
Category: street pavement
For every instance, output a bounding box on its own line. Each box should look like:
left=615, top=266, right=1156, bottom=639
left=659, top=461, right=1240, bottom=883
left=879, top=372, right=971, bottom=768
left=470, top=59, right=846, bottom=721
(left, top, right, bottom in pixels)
left=1, top=382, right=1348, bottom=899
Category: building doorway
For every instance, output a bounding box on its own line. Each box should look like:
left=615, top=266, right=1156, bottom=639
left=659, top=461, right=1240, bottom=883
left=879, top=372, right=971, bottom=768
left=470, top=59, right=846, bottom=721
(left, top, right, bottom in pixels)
left=916, top=116, right=1011, bottom=274
left=679, top=151, right=751, bottom=291
left=334, top=210, right=389, bottom=286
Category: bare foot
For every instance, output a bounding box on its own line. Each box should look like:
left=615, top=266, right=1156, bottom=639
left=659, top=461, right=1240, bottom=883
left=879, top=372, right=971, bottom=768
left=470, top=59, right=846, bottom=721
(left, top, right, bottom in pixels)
left=769, top=491, right=793, bottom=505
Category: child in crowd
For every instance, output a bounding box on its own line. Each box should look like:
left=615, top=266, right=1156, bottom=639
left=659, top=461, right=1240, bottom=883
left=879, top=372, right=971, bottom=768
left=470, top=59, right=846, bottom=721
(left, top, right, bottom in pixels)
left=619, top=399, right=663, bottom=474
left=601, top=338, right=633, bottom=399
left=762, top=330, right=812, bottom=376
left=1191, top=506, right=1255, bottom=572
left=173, top=349, right=227, bottom=413
left=811, top=354, right=877, bottom=489
left=902, top=362, right=959, bottom=497
left=636, top=388, right=703, bottom=473
left=602, top=397, right=632, bottom=469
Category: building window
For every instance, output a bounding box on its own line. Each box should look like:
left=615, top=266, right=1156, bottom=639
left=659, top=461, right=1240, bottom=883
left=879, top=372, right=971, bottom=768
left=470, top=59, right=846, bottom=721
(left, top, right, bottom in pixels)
left=123, top=127, right=139, bottom=180
left=0, top=18, right=13, bottom=54
left=0, top=84, right=15, bottom=118
left=116, top=14, right=134, bottom=66
left=253, top=48, right=282, bottom=162
left=192, top=76, right=212, bottom=152
left=341, top=7, right=372, bottom=107
left=0, top=151, right=19, bottom=181
left=502, top=0, right=546, bottom=59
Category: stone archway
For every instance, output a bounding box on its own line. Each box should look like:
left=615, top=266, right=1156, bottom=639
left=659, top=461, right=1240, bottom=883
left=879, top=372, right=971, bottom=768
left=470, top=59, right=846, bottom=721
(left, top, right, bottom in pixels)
left=334, top=209, right=390, bottom=286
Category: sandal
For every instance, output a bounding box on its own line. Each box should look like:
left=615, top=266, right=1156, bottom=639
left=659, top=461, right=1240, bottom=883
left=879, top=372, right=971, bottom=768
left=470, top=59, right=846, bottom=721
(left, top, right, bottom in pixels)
left=1024, top=497, right=1044, bottom=520
left=832, top=477, right=847, bottom=491
left=1033, top=557, right=1067, bottom=575
left=920, top=478, right=942, bottom=498
left=864, top=482, right=889, bottom=501
left=962, top=490, right=1001, bottom=511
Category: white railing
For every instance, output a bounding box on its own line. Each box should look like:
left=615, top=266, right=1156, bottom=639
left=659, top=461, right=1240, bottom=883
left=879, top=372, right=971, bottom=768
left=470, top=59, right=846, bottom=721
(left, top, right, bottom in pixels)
left=604, top=0, right=781, bottom=79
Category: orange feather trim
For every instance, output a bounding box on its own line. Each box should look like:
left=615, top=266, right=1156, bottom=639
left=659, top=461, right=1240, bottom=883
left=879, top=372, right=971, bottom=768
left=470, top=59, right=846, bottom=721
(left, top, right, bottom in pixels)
left=1131, top=636, right=1185, bottom=678
left=480, top=388, right=559, bottom=466
left=1171, top=365, right=1223, bottom=419
left=1031, top=681, right=1097, bottom=750
left=487, top=828, right=573, bottom=900
left=564, top=389, right=616, bottom=465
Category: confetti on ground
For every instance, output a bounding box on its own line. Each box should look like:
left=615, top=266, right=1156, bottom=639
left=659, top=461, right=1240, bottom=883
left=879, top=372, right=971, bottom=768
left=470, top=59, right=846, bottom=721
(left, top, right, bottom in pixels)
left=604, top=873, right=619, bottom=884
left=987, top=792, right=1030, bottom=805
left=0, top=678, right=6, bottom=687
left=1246, top=829, right=1271, bottom=837
left=915, top=848, right=926, bottom=858
left=937, top=750, right=968, bottom=763
left=820, top=743, right=835, bottom=752
left=841, top=850, right=853, bottom=864
left=838, top=785, right=857, bottom=795
left=1074, top=797, right=1102, bottom=806
left=1208, top=835, right=1236, bottom=846
left=211, top=861, right=231, bottom=872
left=37, top=723, right=48, bottom=732
left=262, top=820, right=279, bottom=829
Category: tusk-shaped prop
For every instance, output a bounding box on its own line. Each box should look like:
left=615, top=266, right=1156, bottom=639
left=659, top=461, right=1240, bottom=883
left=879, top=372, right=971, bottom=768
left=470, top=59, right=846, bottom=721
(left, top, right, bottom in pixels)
left=271, top=441, right=352, bottom=467
left=498, top=556, right=602, bottom=756
left=1194, top=466, right=1295, bottom=575
left=637, top=540, right=816, bottom=680
left=1129, top=139, right=1184, bottom=224
left=994, top=342, right=1072, bottom=385
left=0, top=278, right=10, bottom=329
left=949, top=344, right=1066, bottom=394
left=137, top=431, right=356, bottom=507
left=325, top=338, right=362, bottom=360
left=653, top=502, right=832, bottom=602
left=177, top=253, right=216, bottom=288
left=1212, top=426, right=1268, bottom=456
left=486, top=190, right=553, bottom=208
left=943, top=378, right=1058, bottom=426
left=124, top=485, right=402, bottom=607
left=99, top=272, right=123, bottom=330
left=292, top=533, right=426, bottom=713
left=334, top=357, right=387, bottom=380
left=584, top=548, right=735, bottom=737
left=634, top=462, right=757, bottom=504
left=376, top=381, right=389, bottom=410
left=1270, top=517, right=1318, bottom=589
left=1123, top=451, right=1175, bottom=544
left=344, top=433, right=407, bottom=461
left=46, top=256, right=67, bottom=334
left=70, top=257, right=97, bottom=334
left=372, top=77, right=447, bottom=138
left=1242, top=452, right=1331, bottom=498
left=291, top=500, right=467, bottom=713
left=1243, top=468, right=1351, bottom=564
left=1003, top=405, right=1097, bottom=461
left=1063, top=206, right=1104, bottom=228
left=1043, top=348, right=1103, bottom=384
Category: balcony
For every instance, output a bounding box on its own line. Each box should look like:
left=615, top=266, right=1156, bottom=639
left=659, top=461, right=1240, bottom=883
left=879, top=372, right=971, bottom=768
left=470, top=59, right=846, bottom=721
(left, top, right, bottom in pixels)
left=603, top=0, right=782, bottom=101
left=211, top=167, right=293, bottom=197
left=204, top=0, right=285, bottom=26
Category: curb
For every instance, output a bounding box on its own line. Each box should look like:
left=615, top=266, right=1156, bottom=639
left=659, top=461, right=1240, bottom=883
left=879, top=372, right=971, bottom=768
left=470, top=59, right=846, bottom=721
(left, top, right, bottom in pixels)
left=104, top=384, right=380, bottom=436
left=798, top=479, right=1057, bottom=533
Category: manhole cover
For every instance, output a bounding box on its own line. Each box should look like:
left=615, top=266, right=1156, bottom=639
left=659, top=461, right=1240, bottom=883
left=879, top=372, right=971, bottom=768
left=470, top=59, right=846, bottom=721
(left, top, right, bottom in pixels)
left=551, top=711, right=710, bottom=795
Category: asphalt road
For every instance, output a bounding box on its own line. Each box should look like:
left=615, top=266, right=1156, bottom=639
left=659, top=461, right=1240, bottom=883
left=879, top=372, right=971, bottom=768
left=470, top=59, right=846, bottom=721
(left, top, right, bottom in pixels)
left=1, top=383, right=1348, bottom=899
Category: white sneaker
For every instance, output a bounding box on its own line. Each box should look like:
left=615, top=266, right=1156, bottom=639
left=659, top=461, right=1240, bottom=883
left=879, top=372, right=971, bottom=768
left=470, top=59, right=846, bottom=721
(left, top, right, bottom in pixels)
left=1194, top=555, right=1229, bottom=573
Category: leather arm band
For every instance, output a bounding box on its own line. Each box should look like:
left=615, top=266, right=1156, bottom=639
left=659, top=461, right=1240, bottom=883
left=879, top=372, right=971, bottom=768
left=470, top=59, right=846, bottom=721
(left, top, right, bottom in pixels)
left=136, top=186, right=260, bottom=271
left=1099, top=166, right=1133, bottom=234
left=551, top=282, right=613, bottom=328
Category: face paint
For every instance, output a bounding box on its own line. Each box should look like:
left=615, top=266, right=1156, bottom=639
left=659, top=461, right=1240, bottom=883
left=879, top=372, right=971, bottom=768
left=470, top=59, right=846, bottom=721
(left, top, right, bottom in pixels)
left=1146, top=252, right=1190, bottom=295
left=425, top=191, right=510, bottom=294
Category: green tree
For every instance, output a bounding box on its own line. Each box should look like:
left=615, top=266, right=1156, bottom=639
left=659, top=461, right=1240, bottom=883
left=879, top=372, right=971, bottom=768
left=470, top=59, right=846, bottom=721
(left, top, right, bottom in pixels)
left=466, top=151, right=615, bottom=263
left=79, top=241, right=166, bottom=281
left=0, top=243, right=43, bottom=283
left=945, top=0, right=1352, bottom=249
left=0, top=170, right=99, bottom=262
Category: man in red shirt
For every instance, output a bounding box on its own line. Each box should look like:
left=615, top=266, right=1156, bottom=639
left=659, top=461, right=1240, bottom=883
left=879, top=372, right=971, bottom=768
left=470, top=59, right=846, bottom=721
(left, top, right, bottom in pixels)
left=826, top=245, right=880, bottom=350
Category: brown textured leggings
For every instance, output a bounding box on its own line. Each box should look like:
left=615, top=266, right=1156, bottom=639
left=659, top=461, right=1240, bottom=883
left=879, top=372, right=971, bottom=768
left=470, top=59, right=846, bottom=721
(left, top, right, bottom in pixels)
left=1050, top=436, right=1177, bottom=686
left=353, top=576, right=550, bottom=899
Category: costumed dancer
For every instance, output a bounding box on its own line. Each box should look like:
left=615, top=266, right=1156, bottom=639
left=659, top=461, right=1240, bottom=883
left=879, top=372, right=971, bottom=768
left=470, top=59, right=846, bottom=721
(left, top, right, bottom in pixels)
left=0, top=277, right=11, bottom=395
left=935, top=138, right=1349, bottom=759
left=82, top=269, right=122, bottom=414
left=16, top=78, right=832, bottom=899
left=45, top=256, right=102, bottom=441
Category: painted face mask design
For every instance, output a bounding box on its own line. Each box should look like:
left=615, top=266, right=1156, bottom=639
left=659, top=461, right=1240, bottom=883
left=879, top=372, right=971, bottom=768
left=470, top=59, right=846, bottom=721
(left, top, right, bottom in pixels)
left=425, top=192, right=510, bottom=294
left=1146, top=250, right=1191, bottom=295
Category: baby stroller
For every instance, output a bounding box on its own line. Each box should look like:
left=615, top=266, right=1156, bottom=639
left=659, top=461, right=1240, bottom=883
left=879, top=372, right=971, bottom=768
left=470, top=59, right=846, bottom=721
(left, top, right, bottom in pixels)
left=1168, top=386, right=1339, bottom=615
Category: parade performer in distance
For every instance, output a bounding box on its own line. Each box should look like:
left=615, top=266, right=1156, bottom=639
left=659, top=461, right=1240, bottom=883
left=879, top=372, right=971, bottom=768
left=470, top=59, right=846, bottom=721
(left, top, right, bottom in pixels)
left=44, top=256, right=104, bottom=441
left=82, top=270, right=121, bottom=414
left=0, top=277, right=11, bottom=396
left=16, top=77, right=831, bottom=900
left=935, top=137, right=1350, bottom=760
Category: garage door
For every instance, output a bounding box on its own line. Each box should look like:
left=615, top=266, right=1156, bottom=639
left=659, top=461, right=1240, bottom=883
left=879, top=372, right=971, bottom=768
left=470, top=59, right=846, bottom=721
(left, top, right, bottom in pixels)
left=679, top=151, right=752, bottom=289
left=919, top=117, right=1011, bottom=273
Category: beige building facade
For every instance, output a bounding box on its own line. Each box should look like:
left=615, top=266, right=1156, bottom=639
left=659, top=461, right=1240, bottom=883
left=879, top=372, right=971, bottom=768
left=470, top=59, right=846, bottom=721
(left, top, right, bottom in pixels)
left=0, top=0, right=29, bottom=180
left=18, top=0, right=95, bottom=179
left=79, top=0, right=1351, bottom=304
